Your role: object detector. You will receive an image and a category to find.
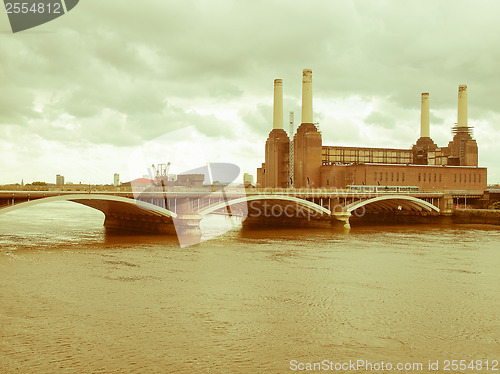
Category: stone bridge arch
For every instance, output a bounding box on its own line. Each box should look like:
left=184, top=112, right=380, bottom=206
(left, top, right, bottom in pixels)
left=345, top=195, right=440, bottom=214
left=0, top=194, right=178, bottom=234
left=198, top=194, right=331, bottom=217
left=0, top=194, right=177, bottom=218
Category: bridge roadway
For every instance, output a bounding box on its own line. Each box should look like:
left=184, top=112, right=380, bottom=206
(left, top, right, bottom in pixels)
left=0, top=188, right=467, bottom=245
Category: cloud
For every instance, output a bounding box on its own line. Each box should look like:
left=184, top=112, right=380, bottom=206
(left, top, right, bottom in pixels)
left=241, top=103, right=272, bottom=136
left=364, top=111, right=397, bottom=130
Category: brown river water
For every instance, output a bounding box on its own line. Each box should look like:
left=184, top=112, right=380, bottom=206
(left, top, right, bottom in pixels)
left=0, top=202, right=499, bottom=373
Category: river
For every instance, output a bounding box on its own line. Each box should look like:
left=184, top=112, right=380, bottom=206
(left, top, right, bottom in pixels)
left=1, top=202, right=499, bottom=373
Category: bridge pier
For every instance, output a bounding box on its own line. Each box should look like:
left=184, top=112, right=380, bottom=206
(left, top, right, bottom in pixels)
left=173, top=198, right=202, bottom=247
left=101, top=197, right=203, bottom=247
left=103, top=214, right=177, bottom=235
left=103, top=212, right=203, bottom=247
left=439, top=193, right=454, bottom=215
left=331, top=212, right=351, bottom=229
left=173, top=214, right=202, bottom=247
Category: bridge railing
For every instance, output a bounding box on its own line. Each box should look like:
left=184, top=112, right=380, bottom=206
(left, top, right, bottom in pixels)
left=249, top=188, right=447, bottom=197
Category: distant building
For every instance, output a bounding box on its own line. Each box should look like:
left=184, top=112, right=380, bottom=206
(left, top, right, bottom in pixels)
left=130, top=178, right=154, bottom=186
left=243, top=173, right=254, bottom=187
left=113, top=173, right=120, bottom=187
left=121, top=178, right=155, bottom=189
left=176, top=174, right=204, bottom=188
left=56, top=174, right=65, bottom=186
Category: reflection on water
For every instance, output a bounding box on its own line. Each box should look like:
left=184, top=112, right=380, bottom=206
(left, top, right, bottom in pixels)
left=1, top=202, right=499, bottom=373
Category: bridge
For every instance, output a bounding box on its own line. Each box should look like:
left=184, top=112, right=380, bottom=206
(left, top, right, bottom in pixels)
left=0, top=188, right=470, bottom=245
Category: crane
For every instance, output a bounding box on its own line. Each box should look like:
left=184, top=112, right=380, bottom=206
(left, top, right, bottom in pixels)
left=151, top=162, right=171, bottom=185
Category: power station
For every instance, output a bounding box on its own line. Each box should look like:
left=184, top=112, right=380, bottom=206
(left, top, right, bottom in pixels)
left=257, top=69, right=487, bottom=191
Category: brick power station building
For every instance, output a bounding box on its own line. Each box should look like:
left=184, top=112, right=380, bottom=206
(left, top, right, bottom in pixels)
left=257, top=69, right=487, bottom=191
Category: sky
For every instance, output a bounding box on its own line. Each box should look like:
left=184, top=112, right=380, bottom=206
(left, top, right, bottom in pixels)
left=1, top=0, right=499, bottom=185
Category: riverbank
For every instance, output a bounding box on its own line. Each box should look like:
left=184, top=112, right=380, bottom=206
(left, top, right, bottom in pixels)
left=452, top=209, right=500, bottom=225
left=348, top=210, right=500, bottom=227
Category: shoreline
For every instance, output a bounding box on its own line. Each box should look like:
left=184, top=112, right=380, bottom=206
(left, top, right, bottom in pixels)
left=451, top=209, right=500, bottom=225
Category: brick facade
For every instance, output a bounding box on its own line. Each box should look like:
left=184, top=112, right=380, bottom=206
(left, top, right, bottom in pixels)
left=320, top=164, right=487, bottom=191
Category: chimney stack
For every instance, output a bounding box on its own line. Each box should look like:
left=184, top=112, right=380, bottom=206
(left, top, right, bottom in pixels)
left=420, top=93, right=430, bottom=138
left=273, top=79, right=283, bottom=130
left=301, top=69, right=313, bottom=124
left=457, top=85, right=468, bottom=127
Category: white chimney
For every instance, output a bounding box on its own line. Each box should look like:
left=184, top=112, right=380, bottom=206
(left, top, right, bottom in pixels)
left=457, top=85, right=468, bottom=127
left=301, top=69, right=313, bottom=124
left=420, top=93, right=430, bottom=138
left=273, top=79, right=283, bottom=130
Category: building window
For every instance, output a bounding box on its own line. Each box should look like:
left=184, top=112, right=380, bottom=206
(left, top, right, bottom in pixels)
left=391, top=172, right=394, bottom=181
left=439, top=174, right=442, bottom=182
left=464, top=174, right=466, bottom=183
left=397, top=172, right=399, bottom=182
left=419, top=173, right=421, bottom=182
left=402, top=173, right=405, bottom=182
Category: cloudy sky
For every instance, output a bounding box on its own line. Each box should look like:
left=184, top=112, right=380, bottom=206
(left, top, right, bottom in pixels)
left=1, top=0, right=499, bottom=185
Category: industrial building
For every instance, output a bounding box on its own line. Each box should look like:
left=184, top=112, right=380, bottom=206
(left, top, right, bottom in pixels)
left=257, top=70, right=487, bottom=191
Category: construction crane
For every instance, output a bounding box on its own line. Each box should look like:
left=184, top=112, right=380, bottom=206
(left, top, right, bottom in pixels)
left=151, top=162, right=171, bottom=185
